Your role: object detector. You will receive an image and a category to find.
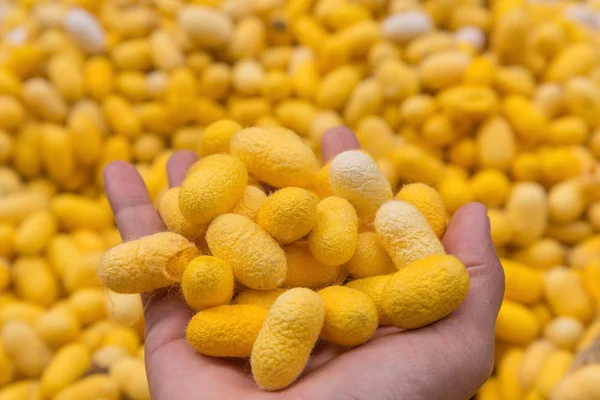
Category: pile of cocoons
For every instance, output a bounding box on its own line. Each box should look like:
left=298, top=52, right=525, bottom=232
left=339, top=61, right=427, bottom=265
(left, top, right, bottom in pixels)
left=99, top=126, right=470, bottom=391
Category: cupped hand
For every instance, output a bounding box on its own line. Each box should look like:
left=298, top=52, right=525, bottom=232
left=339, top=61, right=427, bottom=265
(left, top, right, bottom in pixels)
left=103, top=127, right=504, bottom=400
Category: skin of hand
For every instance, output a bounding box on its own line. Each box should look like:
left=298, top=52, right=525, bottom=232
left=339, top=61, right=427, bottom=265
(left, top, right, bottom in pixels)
left=103, top=127, right=505, bottom=400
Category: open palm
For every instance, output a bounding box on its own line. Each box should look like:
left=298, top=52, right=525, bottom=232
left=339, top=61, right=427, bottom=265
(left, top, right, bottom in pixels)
left=103, top=127, right=505, bottom=400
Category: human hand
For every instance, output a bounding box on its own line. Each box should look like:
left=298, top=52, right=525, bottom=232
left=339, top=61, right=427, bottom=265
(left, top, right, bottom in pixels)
left=103, top=127, right=504, bottom=400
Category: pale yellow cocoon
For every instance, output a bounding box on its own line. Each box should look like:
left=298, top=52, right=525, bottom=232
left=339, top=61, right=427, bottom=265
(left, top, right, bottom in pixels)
left=395, top=183, right=447, bottom=238
left=109, top=357, right=150, bottom=400
left=519, top=339, right=555, bottom=392
left=544, top=266, right=593, bottom=324
left=2, top=321, right=52, bottom=378
left=535, top=350, right=574, bottom=398
left=158, top=187, right=207, bottom=242
left=231, top=185, right=267, bottom=220
left=544, top=317, right=584, bottom=351
left=551, top=365, right=600, bottom=400
left=506, top=182, right=548, bottom=246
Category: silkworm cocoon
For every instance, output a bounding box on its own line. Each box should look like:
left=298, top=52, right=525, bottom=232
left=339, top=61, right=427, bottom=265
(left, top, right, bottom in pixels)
left=68, top=289, right=108, bottom=326
left=158, top=188, right=206, bottom=243
left=99, top=231, right=199, bottom=293
left=83, top=57, right=115, bottom=100
left=547, top=221, right=593, bottom=245
left=505, top=183, right=548, bottom=246
left=2, top=321, right=52, bottom=378
left=544, top=267, right=593, bottom=323
left=346, top=232, right=395, bottom=279
left=47, top=54, right=84, bottom=103
left=0, top=301, right=44, bottom=327
left=382, top=255, right=469, bottom=329
left=565, top=77, right=600, bottom=128
left=64, top=8, right=106, bottom=54
left=63, top=251, right=101, bottom=291
left=569, top=235, right=600, bottom=269
left=438, top=85, right=499, bottom=121
left=502, top=259, right=544, bottom=305
left=328, top=150, right=392, bottom=220
left=197, top=120, right=241, bottom=156
left=346, top=275, right=392, bottom=326
left=0, top=342, right=14, bottom=387
left=102, top=95, right=141, bottom=138
left=375, top=201, right=445, bottom=270
left=535, top=350, right=574, bottom=398
left=149, top=30, right=184, bottom=72
left=81, top=321, right=117, bottom=351
left=548, top=117, right=589, bottom=146
left=400, top=94, right=436, bottom=127
left=14, top=211, right=56, bottom=255
left=308, top=196, right=358, bottom=267
left=231, top=185, right=267, bottom=220
left=230, top=127, right=318, bottom=188
left=355, top=116, right=397, bottom=161
left=0, top=381, right=41, bottom=400
left=520, top=339, right=555, bottom=392
left=234, top=288, right=287, bottom=310
left=374, top=59, right=420, bottom=102
left=12, top=257, right=59, bottom=307
left=344, top=78, right=383, bottom=127
left=48, top=235, right=82, bottom=277
left=548, top=180, right=584, bottom=224
left=0, top=96, right=24, bottom=131
left=178, top=6, right=232, bottom=48
left=36, top=306, right=81, bottom=349
left=21, top=78, right=67, bottom=123
left=502, top=95, right=548, bottom=144
left=581, top=261, right=600, bottom=303
left=40, top=343, right=90, bottom=398
left=478, top=378, right=502, bottom=400
left=495, top=300, right=541, bottom=345
left=284, top=243, right=343, bottom=289
left=256, top=187, right=317, bottom=244
left=551, top=364, right=600, bottom=400
left=92, top=346, right=129, bottom=369
left=395, top=183, right=447, bottom=239
left=54, top=374, right=119, bottom=400
left=513, top=239, right=565, bottom=270
left=182, top=256, right=234, bottom=311
left=186, top=304, right=268, bottom=357
left=70, top=230, right=104, bottom=253
left=381, top=10, right=433, bottom=42
left=206, top=213, right=286, bottom=290
left=544, top=317, right=584, bottom=351
left=546, top=43, right=598, bottom=83
left=51, top=194, right=113, bottom=231
left=498, top=348, right=524, bottom=400
left=109, top=357, right=150, bottom=400
left=0, top=191, right=48, bottom=225
left=419, top=50, right=471, bottom=91
left=476, top=117, right=516, bottom=171
left=389, top=144, right=445, bottom=186
left=251, top=288, right=324, bottom=390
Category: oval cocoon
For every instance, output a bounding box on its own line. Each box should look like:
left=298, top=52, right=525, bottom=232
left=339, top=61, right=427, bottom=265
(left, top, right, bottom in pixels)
left=382, top=255, right=469, bottom=329
left=346, top=275, right=392, bottom=326
left=284, top=243, right=343, bottom=289
left=230, top=127, right=319, bottom=188
left=346, top=232, right=395, bottom=278
left=206, top=213, right=287, bottom=290
left=395, top=183, right=447, bottom=238
left=179, top=154, right=247, bottom=224
left=182, top=256, right=234, bottom=310
left=158, top=187, right=207, bottom=242
left=234, top=288, right=287, bottom=310
left=186, top=305, right=267, bottom=357
left=251, top=288, right=324, bottom=391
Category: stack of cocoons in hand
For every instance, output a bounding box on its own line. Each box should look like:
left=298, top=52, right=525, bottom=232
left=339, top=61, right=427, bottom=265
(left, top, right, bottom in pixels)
left=99, top=123, right=470, bottom=391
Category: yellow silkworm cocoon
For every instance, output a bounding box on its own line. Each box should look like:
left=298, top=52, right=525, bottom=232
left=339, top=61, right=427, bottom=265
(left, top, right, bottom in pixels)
left=234, top=288, right=287, bottom=310
left=478, top=378, right=502, bottom=400
left=551, top=364, right=600, bottom=400
left=548, top=180, right=585, bottom=224
left=40, top=343, right=90, bottom=398
left=206, top=213, right=287, bottom=290
left=502, top=95, right=548, bottom=144
left=0, top=96, right=24, bottom=131
left=0, top=191, right=49, bottom=225
left=513, top=239, right=565, bottom=270
left=63, top=251, right=102, bottom=293
left=328, top=150, right=392, bottom=220
left=548, top=116, right=589, bottom=146
left=506, top=182, right=548, bottom=246
left=495, top=300, right=540, bottom=345
left=539, top=147, right=581, bottom=185
left=375, top=200, right=445, bottom=269
left=0, top=260, right=10, bottom=292
left=186, top=304, right=268, bottom=357
left=532, top=82, right=564, bottom=119
left=104, top=292, right=143, bottom=329
left=36, top=306, right=81, bottom=349
left=396, top=183, right=448, bottom=238
left=14, top=210, right=57, bottom=255
left=84, top=57, right=115, bottom=100
left=544, top=266, right=593, bottom=324
left=158, top=188, right=206, bottom=243
left=569, top=235, right=600, bottom=269
left=347, top=232, right=395, bottom=278
left=419, top=50, right=470, bottom=90
left=502, top=259, right=544, bottom=305
left=0, top=301, right=44, bottom=327
left=284, top=243, right=343, bottom=289
left=198, top=119, right=241, bottom=156
left=546, top=43, right=598, bottom=83
left=51, top=194, right=113, bottom=231
left=534, top=350, right=574, bottom=398
left=274, top=100, right=317, bottom=137
left=48, top=235, right=82, bottom=277
left=54, top=374, right=119, bottom=400
left=102, top=95, right=141, bottom=138
left=92, top=346, right=129, bottom=369
left=111, top=39, right=152, bottom=71
left=231, top=185, right=267, bottom=220
left=403, top=31, right=455, bottom=64
left=498, top=348, right=524, bottom=400
left=544, top=317, right=584, bottom=351
left=382, top=254, right=469, bottom=329
left=68, top=112, right=102, bottom=167
left=519, top=339, right=555, bottom=392
left=400, top=94, right=436, bottom=127
left=21, top=78, right=67, bottom=122
left=0, top=225, right=14, bottom=259
left=178, top=6, right=233, bottom=48
left=390, top=144, right=445, bottom=186
left=0, top=380, right=41, bottom=400
left=149, top=30, right=184, bottom=72
left=71, top=229, right=104, bottom=253
left=374, top=59, right=419, bottom=101
left=230, top=127, right=319, bottom=188
left=179, top=154, right=247, bottom=224
left=2, top=321, right=52, bottom=378
left=547, top=221, right=593, bottom=246
left=40, top=124, right=76, bottom=182
left=346, top=275, right=392, bottom=326
left=47, top=54, right=84, bottom=103
left=101, top=326, right=140, bottom=356
left=438, top=85, right=499, bottom=121
left=232, top=59, right=264, bottom=96
left=99, top=231, right=199, bottom=293
left=344, top=78, right=383, bottom=127
left=494, top=65, right=535, bottom=97
left=355, top=116, right=397, bottom=160
left=109, top=357, right=150, bottom=400
left=476, top=116, right=516, bottom=171
left=12, top=257, right=59, bottom=307
left=256, top=187, right=317, bottom=244
left=133, top=134, right=164, bottom=162
left=0, top=342, right=14, bottom=387
left=308, top=196, right=358, bottom=267
left=68, top=289, right=107, bottom=326
left=251, top=288, right=324, bottom=390
left=182, top=256, right=234, bottom=310
left=533, top=305, right=553, bottom=331
left=565, top=77, right=600, bottom=128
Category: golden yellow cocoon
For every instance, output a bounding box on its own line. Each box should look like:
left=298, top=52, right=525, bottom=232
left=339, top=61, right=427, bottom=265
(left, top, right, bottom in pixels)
left=519, top=339, right=555, bottom=392
left=375, top=200, right=445, bottom=269
left=346, top=232, right=395, bottom=278
left=206, top=213, right=287, bottom=290
left=36, top=306, right=82, bottom=349
left=182, top=256, right=234, bottom=310
left=2, top=321, right=52, bottom=378
left=179, top=154, right=248, bottom=224
left=346, top=275, right=392, bottom=326
left=256, top=187, right=317, bottom=244
left=109, top=357, right=150, bottom=400
left=251, top=288, right=324, bottom=391
left=383, top=255, right=469, bottom=329
left=68, top=289, right=108, bottom=326
left=12, top=257, right=59, bottom=307
left=186, top=304, right=267, bottom=357
left=51, top=194, right=113, bottom=231
left=284, top=243, right=344, bottom=289
left=98, top=231, right=199, bottom=293
left=318, top=286, right=378, bottom=346
left=551, top=364, right=600, bottom=400
left=309, top=196, right=358, bottom=267
left=395, top=183, right=447, bottom=238
left=14, top=210, right=57, bottom=255
left=198, top=119, right=242, bottom=156
left=506, top=182, right=548, bottom=246
left=40, top=343, right=90, bottom=398
left=230, top=127, right=319, bottom=188
left=498, top=348, right=524, bottom=400
left=54, top=374, right=119, bottom=400
left=544, top=266, right=593, bottom=324
left=231, top=185, right=267, bottom=220
left=534, top=350, right=574, bottom=398
left=234, top=288, right=287, bottom=310
left=495, top=300, right=540, bottom=345
left=328, top=150, right=393, bottom=219
left=501, top=259, right=544, bottom=305
left=158, top=187, right=207, bottom=242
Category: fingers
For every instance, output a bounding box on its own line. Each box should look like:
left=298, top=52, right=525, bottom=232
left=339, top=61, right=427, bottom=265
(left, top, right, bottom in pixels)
left=321, top=126, right=361, bottom=163
left=103, top=161, right=166, bottom=241
left=167, top=151, right=198, bottom=188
